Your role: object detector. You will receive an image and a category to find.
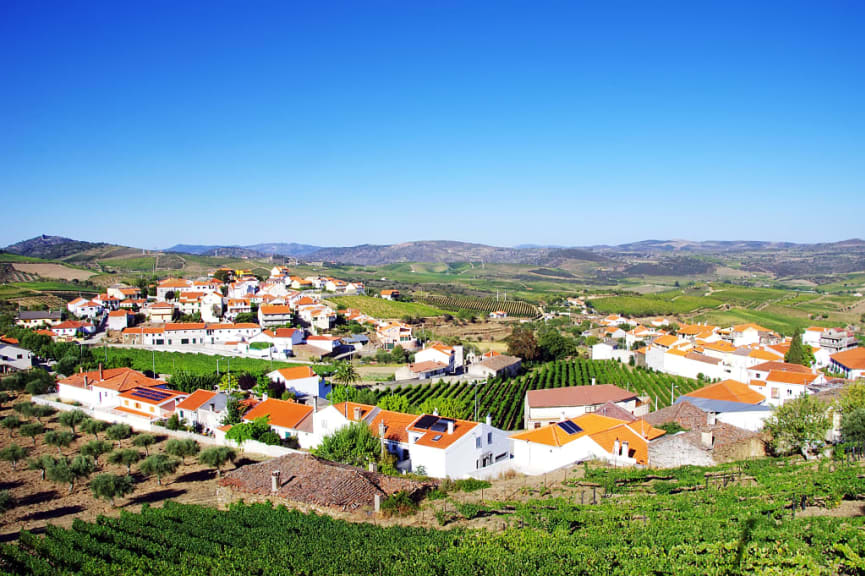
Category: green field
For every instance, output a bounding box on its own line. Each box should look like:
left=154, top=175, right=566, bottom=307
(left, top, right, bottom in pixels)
left=691, top=308, right=831, bottom=336
left=377, top=359, right=699, bottom=429
left=588, top=293, right=721, bottom=316
left=11, top=281, right=98, bottom=293
left=100, top=347, right=300, bottom=376
left=3, top=457, right=863, bottom=574
left=332, top=295, right=446, bottom=319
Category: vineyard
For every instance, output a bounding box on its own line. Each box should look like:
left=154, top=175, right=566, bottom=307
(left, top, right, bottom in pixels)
left=414, top=294, right=538, bottom=317
left=3, top=457, right=865, bottom=575
left=376, top=359, right=700, bottom=430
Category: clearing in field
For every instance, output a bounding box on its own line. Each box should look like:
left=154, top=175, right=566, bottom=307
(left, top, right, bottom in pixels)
left=11, top=263, right=95, bottom=281
left=330, top=295, right=446, bottom=319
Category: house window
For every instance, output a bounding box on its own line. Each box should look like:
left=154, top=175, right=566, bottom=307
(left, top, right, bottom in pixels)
left=150, top=406, right=155, bottom=413
left=475, top=437, right=481, bottom=449
left=771, top=388, right=780, bottom=399
left=487, top=432, right=492, bottom=445
left=585, top=405, right=595, bottom=413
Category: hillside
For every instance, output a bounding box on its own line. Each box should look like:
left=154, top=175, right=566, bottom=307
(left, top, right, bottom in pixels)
left=3, top=235, right=107, bottom=260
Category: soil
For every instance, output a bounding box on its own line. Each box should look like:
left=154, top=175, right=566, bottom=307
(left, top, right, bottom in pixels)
left=11, top=263, right=96, bottom=281
left=419, top=317, right=517, bottom=344
left=0, top=395, right=267, bottom=543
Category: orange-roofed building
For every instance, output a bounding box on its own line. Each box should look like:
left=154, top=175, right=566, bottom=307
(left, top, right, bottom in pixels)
left=57, top=366, right=166, bottom=408
left=258, top=304, right=293, bottom=327
left=830, top=347, right=865, bottom=380
left=116, top=387, right=188, bottom=422
left=242, top=398, right=315, bottom=447
left=511, top=413, right=666, bottom=474
left=266, top=365, right=329, bottom=399
left=176, top=389, right=230, bottom=433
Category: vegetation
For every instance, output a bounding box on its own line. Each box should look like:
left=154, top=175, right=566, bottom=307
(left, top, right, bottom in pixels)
left=130, top=433, right=156, bottom=455
left=0, top=444, right=28, bottom=470
left=312, top=422, right=381, bottom=468
left=101, top=347, right=300, bottom=377
left=107, top=449, right=143, bottom=473
left=334, top=295, right=446, bottom=319
left=375, top=359, right=699, bottom=430
left=139, top=454, right=180, bottom=486
left=198, top=446, right=237, bottom=477
left=414, top=294, right=537, bottom=317
left=89, top=474, right=135, bottom=506
left=165, top=438, right=201, bottom=464
left=764, top=395, right=831, bottom=457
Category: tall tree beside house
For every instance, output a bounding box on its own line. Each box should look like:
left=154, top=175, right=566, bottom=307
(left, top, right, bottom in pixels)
left=841, top=408, right=865, bottom=445
left=312, top=422, right=380, bottom=468
left=784, top=329, right=810, bottom=366
left=507, top=326, right=539, bottom=361
left=764, top=394, right=830, bottom=458
left=333, top=361, right=359, bottom=387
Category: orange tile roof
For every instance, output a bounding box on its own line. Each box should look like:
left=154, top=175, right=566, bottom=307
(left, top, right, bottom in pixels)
left=176, top=389, right=218, bottom=411
left=332, top=402, right=376, bottom=422
left=123, top=326, right=165, bottom=334
left=628, top=419, right=667, bottom=440
left=831, top=347, right=865, bottom=371
left=750, top=361, right=813, bottom=374
left=511, top=413, right=635, bottom=447
left=685, top=379, right=765, bottom=404
left=273, top=366, right=318, bottom=381
left=165, top=322, right=206, bottom=331
left=368, top=409, right=417, bottom=443
left=242, top=398, right=313, bottom=430
left=407, top=415, right=478, bottom=449
left=589, top=424, right=651, bottom=465
left=59, top=367, right=165, bottom=392
left=108, top=310, right=130, bottom=317
left=653, top=335, right=680, bottom=348
left=114, top=405, right=159, bottom=420
left=733, top=323, right=771, bottom=333
left=766, top=371, right=818, bottom=385
left=118, top=387, right=186, bottom=405
left=260, top=305, right=292, bottom=315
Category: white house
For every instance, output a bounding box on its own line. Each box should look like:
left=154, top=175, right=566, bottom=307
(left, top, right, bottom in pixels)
left=467, top=354, right=522, bottom=378
left=148, top=302, right=175, bottom=324
left=510, top=413, right=666, bottom=475
left=830, top=348, right=865, bottom=380
left=414, top=342, right=464, bottom=373
left=266, top=366, right=330, bottom=399
left=116, top=387, right=188, bottom=423
left=51, top=320, right=94, bottom=339
left=249, top=327, right=304, bottom=356
left=57, top=366, right=166, bottom=408
left=67, top=298, right=103, bottom=319
left=524, top=384, right=647, bottom=429
left=258, top=304, right=292, bottom=327
left=176, top=389, right=229, bottom=433
left=0, top=343, right=33, bottom=372
left=107, top=310, right=133, bottom=331
left=305, top=335, right=342, bottom=354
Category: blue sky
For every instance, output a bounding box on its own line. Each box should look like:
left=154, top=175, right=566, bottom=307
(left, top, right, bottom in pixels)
left=1, top=1, right=863, bottom=249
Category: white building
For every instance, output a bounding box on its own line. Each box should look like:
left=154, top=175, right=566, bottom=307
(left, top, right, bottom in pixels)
left=524, top=384, right=647, bottom=429
left=240, top=398, right=316, bottom=449
left=57, top=367, right=167, bottom=409
left=414, top=342, right=464, bottom=373
left=266, top=366, right=330, bottom=399
left=176, top=389, right=229, bottom=433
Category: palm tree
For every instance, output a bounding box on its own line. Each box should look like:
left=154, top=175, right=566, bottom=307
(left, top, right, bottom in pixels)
left=333, top=361, right=359, bottom=388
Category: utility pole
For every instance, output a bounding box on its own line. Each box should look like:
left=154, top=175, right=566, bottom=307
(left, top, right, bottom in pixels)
left=152, top=349, right=155, bottom=376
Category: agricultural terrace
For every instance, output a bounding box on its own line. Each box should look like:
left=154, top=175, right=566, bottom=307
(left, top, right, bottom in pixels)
left=376, top=359, right=699, bottom=430
left=100, top=348, right=300, bottom=377
left=3, top=456, right=864, bottom=575
left=332, top=295, right=446, bottom=319
left=414, top=294, right=538, bottom=317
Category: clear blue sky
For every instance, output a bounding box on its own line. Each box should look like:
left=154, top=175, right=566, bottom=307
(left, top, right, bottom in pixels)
left=1, top=1, right=863, bottom=249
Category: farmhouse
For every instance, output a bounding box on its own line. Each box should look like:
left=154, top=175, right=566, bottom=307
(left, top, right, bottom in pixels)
left=107, top=310, right=134, bottom=331
left=676, top=379, right=771, bottom=431
left=467, top=354, right=522, bottom=378
left=414, top=342, right=464, bottom=373
left=523, top=384, right=647, bottom=429
left=57, top=366, right=166, bottom=408
left=258, top=304, right=292, bottom=327
left=829, top=347, right=865, bottom=380
left=380, top=289, right=400, bottom=300
left=266, top=366, right=329, bottom=399
left=16, top=310, right=63, bottom=328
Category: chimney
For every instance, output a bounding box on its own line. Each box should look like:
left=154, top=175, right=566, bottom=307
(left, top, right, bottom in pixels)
left=591, top=378, right=596, bottom=386
left=613, top=439, right=620, bottom=455
left=485, top=414, right=492, bottom=426
left=701, top=431, right=714, bottom=449
left=621, top=440, right=629, bottom=457
left=98, top=363, right=103, bottom=380
left=433, top=408, right=439, bottom=416
left=209, top=403, right=215, bottom=411
left=379, top=421, right=386, bottom=437
left=447, top=420, right=455, bottom=434
left=707, top=412, right=717, bottom=426
left=353, top=406, right=362, bottom=421
left=84, top=375, right=89, bottom=388
left=271, top=470, right=280, bottom=492
left=79, top=365, right=83, bottom=373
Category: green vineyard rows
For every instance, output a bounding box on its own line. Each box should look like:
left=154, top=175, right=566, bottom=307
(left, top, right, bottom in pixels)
left=414, top=294, right=538, bottom=317
left=3, top=458, right=864, bottom=575
left=378, top=359, right=701, bottom=429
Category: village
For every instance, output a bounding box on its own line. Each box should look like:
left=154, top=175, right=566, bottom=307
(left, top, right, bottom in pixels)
left=2, top=262, right=864, bottom=516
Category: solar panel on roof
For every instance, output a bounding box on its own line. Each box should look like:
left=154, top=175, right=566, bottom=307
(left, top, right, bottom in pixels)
left=556, top=421, right=582, bottom=435
left=413, top=415, right=438, bottom=430
left=432, top=435, right=443, bottom=442
left=430, top=422, right=448, bottom=432
left=129, top=388, right=172, bottom=402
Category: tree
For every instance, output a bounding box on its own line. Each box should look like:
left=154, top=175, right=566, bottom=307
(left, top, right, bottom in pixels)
left=377, top=394, right=411, bottom=413
left=225, top=417, right=272, bottom=446
left=507, top=326, right=539, bottom=360
left=19, top=422, right=45, bottom=446
left=0, top=392, right=10, bottom=409
left=164, top=413, right=183, bottom=431
left=333, top=361, right=359, bottom=387
left=58, top=410, right=88, bottom=433
left=13, top=402, right=36, bottom=419
left=784, top=329, right=809, bottom=366
left=837, top=383, right=865, bottom=415
left=106, top=424, right=132, bottom=446
left=328, top=385, right=377, bottom=406
left=1, top=415, right=22, bottom=436
left=764, top=394, right=830, bottom=458
left=27, top=455, right=55, bottom=480
left=131, top=433, right=157, bottom=455
left=44, top=430, right=76, bottom=455
left=418, top=396, right=471, bottom=420
left=221, top=397, right=244, bottom=426
left=312, top=422, right=380, bottom=467
left=81, top=418, right=109, bottom=440
left=90, top=473, right=135, bottom=506
left=47, top=455, right=95, bottom=493
left=80, top=440, right=113, bottom=466
left=139, top=454, right=180, bottom=486
left=32, top=405, right=57, bottom=422
left=0, top=444, right=27, bottom=470
left=198, top=446, right=237, bottom=477
left=841, top=408, right=865, bottom=446
left=165, top=438, right=200, bottom=464
left=108, top=449, right=143, bottom=473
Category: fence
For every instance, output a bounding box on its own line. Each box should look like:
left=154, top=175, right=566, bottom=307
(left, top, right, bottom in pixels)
left=31, top=394, right=299, bottom=458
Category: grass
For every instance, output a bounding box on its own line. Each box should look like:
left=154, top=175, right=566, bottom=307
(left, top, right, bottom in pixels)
left=10, top=281, right=98, bottom=293
left=331, top=295, right=446, bottom=319
left=100, top=347, right=301, bottom=376
left=691, top=308, right=834, bottom=336
left=0, top=253, right=51, bottom=263
left=589, top=293, right=721, bottom=316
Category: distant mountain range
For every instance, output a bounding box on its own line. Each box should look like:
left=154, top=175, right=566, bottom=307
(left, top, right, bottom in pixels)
left=4, top=236, right=865, bottom=275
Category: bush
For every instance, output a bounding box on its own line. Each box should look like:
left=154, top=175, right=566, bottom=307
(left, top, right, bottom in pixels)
left=0, top=490, right=14, bottom=514
left=380, top=491, right=418, bottom=517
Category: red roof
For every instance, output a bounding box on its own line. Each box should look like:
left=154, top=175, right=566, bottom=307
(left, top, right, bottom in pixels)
left=272, top=366, right=318, bottom=381
left=58, top=367, right=165, bottom=392
left=526, top=385, right=636, bottom=408
left=176, top=389, right=219, bottom=411
left=831, top=347, right=865, bottom=371
left=260, top=305, right=292, bottom=315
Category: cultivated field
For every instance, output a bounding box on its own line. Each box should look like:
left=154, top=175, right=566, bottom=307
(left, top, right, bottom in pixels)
left=11, top=264, right=95, bottom=282
left=331, top=295, right=446, bottom=319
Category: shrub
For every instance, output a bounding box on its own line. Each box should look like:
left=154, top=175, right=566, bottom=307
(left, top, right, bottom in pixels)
left=380, top=491, right=418, bottom=517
